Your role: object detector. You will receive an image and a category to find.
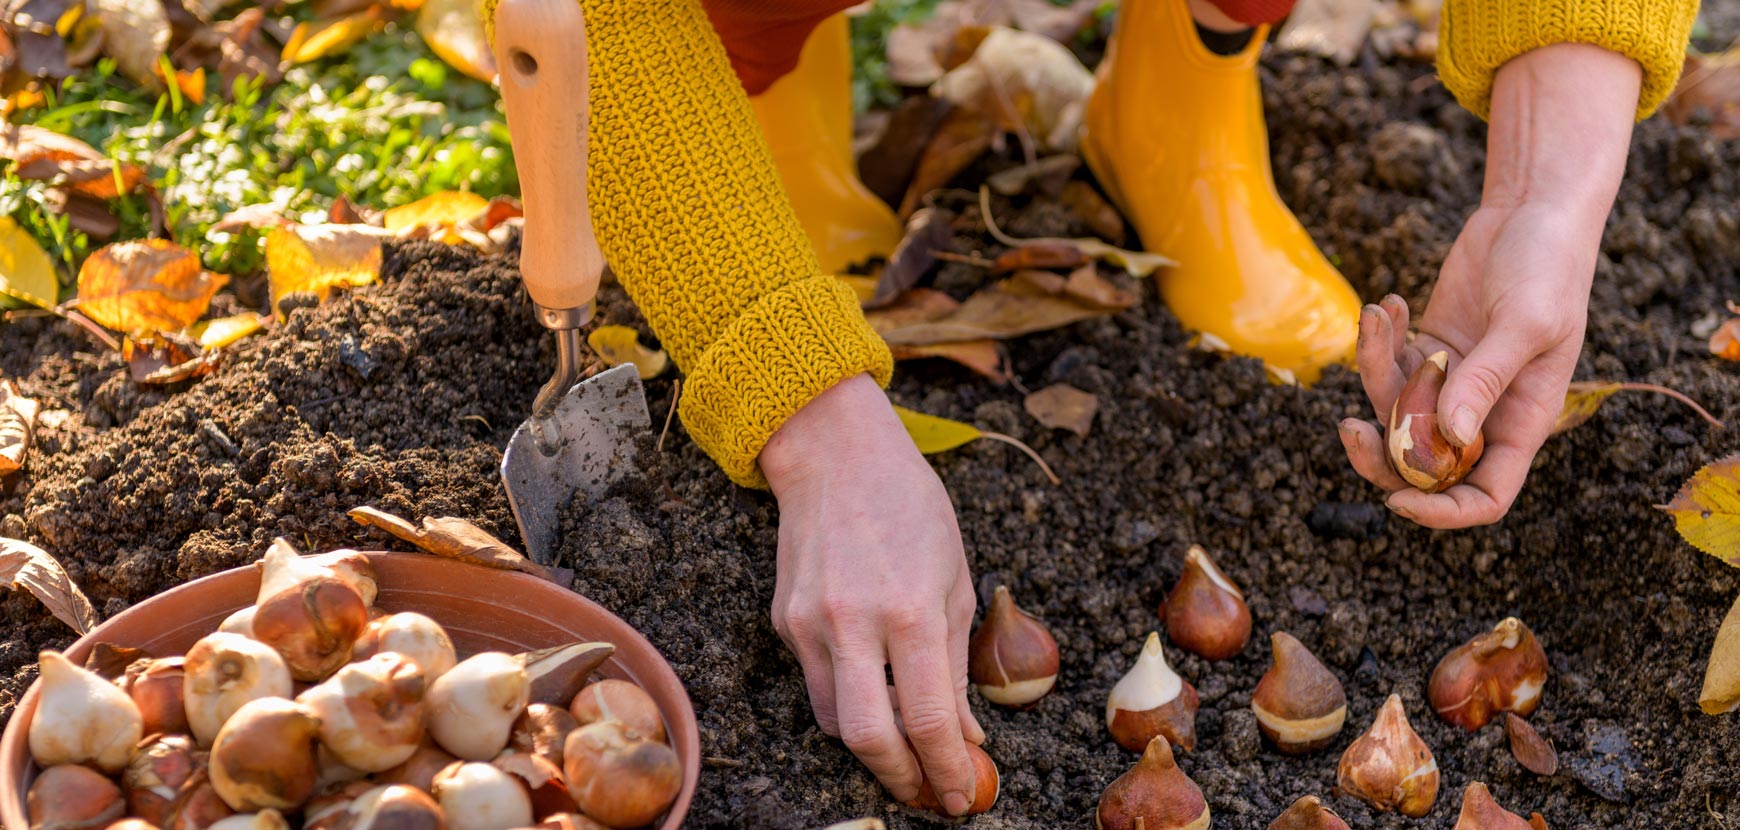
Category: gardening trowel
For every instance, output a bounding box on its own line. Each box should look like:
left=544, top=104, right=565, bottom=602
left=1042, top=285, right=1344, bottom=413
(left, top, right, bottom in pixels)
left=493, top=0, right=649, bottom=565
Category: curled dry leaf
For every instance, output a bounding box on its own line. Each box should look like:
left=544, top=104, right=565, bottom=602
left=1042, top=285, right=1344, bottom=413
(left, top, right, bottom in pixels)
left=1656, top=453, right=1740, bottom=566
left=1701, top=592, right=1740, bottom=715
left=1552, top=381, right=1723, bottom=435
left=172, top=7, right=281, bottom=96
left=1503, top=714, right=1557, bottom=776
left=898, top=106, right=999, bottom=218
left=76, top=239, right=229, bottom=338
left=122, top=335, right=222, bottom=385
left=981, top=187, right=1175, bottom=277
left=857, top=96, right=954, bottom=206
left=933, top=27, right=1093, bottom=154
left=868, top=208, right=953, bottom=309
left=91, top=0, right=171, bottom=88
left=383, top=191, right=489, bottom=237
left=587, top=325, right=668, bottom=380
left=865, top=289, right=1008, bottom=381
left=347, top=506, right=572, bottom=585
left=0, top=538, right=99, bottom=634
left=874, top=269, right=1132, bottom=347
left=282, top=7, right=385, bottom=65
left=1, top=379, right=38, bottom=477
left=1663, top=48, right=1740, bottom=140
left=0, top=123, right=146, bottom=200
left=1061, top=180, right=1125, bottom=246
left=1024, top=383, right=1096, bottom=437
left=890, top=341, right=1007, bottom=383
left=886, top=0, right=1102, bottom=86
left=417, top=0, right=498, bottom=83
left=265, top=224, right=391, bottom=319
left=894, top=404, right=1059, bottom=484
left=0, top=216, right=60, bottom=309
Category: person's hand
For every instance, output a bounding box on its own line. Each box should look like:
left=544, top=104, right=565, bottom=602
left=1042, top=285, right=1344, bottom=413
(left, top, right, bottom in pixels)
left=1340, top=43, right=1643, bottom=528
left=761, top=373, right=986, bottom=815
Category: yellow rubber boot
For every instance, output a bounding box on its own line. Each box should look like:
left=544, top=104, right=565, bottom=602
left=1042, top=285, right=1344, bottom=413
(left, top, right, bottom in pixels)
left=749, top=14, right=902, bottom=274
left=1081, top=0, right=1360, bottom=383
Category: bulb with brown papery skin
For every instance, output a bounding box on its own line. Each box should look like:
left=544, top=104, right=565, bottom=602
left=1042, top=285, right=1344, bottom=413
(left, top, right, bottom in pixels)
left=208, top=697, right=322, bottom=811
left=427, top=652, right=530, bottom=761
left=1251, top=632, right=1347, bottom=755
left=1388, top=351, right=1484, bottom=493
left=297, top=652, right=427, bottom=772
left=184, top=633, right=294, bottom=747
left=539, top=815, right=611, bottom=830
left=376, top=744, right=461, bottom=794
left=124, top=656, right=191, bottom=738
left=107, top=821, right=160, bottom=830
left=349, top=785, right=446, bottom=830
left=161, top=770, right=235, bottom=830
left=494, top=750, right=581, bottom=817
left=512, top=704, right=579, bottom=767
left=305, top=549, right=378, bottom=608
left=905, top=741, right=999, bottom=817
left=563, top=721, right=682, bottom=829
left=569, top=679, right=666, bottom=745
left=26, top=764, right=124, bottom=830
left=352, top=612, right=458, bottom=682
left=1095, top=738, right=1210, bottom=830
left=433, top=761, right=534, bottom=830
left=1162, top=546, right=1251, bottom=661
left=1267, top=795, right=1350, bottom=830
left=28, top=651, right=143, bottom=773
left=218, top=606, right=256, bottom=637
left=207, top=811, right=289, bottom=830
left=303, top=781, right=377, bottom=830
left=1106, top=633, right=1198, bottom=752
left=1336, top=694, right=1439, bottom=818
left=1454, top=782, right=1536, bottom=830
left=124, top=734, right=204, bottom=826
left=1429, top=617, right=1549, bottom=731
left=251, top=539, right=369, bottom=682
left=968, top=585, right=1060, bottom=708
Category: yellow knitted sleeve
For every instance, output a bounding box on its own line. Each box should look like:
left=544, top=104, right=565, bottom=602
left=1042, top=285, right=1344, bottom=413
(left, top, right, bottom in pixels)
left=481, top=0, right=894, bottom=489
left=1437, top=0, right=1699, bottom=121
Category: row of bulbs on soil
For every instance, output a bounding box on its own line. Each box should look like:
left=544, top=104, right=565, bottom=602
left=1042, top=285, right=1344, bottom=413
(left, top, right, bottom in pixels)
left=952, top=545, right=1554, bottom=829
left=25, top=540, right=682, bottom=830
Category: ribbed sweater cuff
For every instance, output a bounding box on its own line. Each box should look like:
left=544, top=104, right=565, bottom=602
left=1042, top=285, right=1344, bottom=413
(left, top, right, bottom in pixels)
left=680, top=275, right=894, bottom=489
left=1437, top=0, right=1699, bottom=122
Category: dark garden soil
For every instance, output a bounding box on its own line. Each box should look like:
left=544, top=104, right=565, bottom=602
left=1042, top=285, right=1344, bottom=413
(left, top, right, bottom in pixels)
left=5, top=26, right=1740, bottom=830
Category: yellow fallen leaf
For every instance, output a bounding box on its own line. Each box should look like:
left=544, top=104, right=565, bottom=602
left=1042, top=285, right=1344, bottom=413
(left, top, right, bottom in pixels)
left=77, top=239, right=229, bottom=337
left=188, top=312, right=266, bottom=349
left=383, top=191, right=490, bottom=235
left=282, top=8, right=384, bottom=65
left=587, top=325, right=668, bottom=380
left=265, top=224, right=391, bottom=319
left=0, top=217, right=61, bottom=309
left=0, top=538, right=98, bottom=634
left=1658, top=453, right=1740, bottom=567
left=1702, top=592, right=1740, bottom=715
left=1552, top=381, right=1723, bottom=435
left=894, top=404, right=1058, bottom=483
left=981, top=187, right=1174, bottom=277
left=1, top=380, right=38, bottom=477
left=417, top=0, right=498, bottom=83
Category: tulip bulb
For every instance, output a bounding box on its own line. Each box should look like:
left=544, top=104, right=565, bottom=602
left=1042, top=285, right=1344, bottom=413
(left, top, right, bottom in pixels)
left=1162, top=546, right=1251, bottom=661
left=184, top=633, right=295, bottom=747
left=218, top=606, right=256, bottom=637
left=968, top=585, right=1061, bottom=708
left=905, top=741, right=999, bottom=817
left=1267, top=795, right=1350, bottom=830
left=376, top=744, right=461, bottom=793
left=1105, top=633, right=1198, bottom=752
left=124, top=656, right=192, bottom=738
left=162, top=772, right=236, bottom=830
left=513, top=703, right=580, bottom=767
left=432, top=762, right=534, bottom=830
left=252, top=539, right=370, bottom=682
left=124, top=734, right=205, bottom=826
left=352, top=612, right=458, bottom=682
left=207, top=811, right=289, bottom=830
left=26, top=764, right=125, bottom=830
left=1388, top=351, right=1483, bottom=493
left=29, top=650, right=144, bottom=773
left=569, top=679, right=667, bottom=745
left=1336, top=694, right=1439, bottom=817
left=297, top=652, right=427, bottom=772
left=306, top=549, right=378, bottom=607
left=308, top=784, right=445, bottom=830
left=107, top=821, right=161, bottom=830
left=1454, top=782, right=1536, bottom=830
left=540, top=815, right=612, bottom=830
left=304, top=781, right=377, bottom=830
left=426, top=652, right=530, bottom=760
left=208, top=697, right=321, bottom=811
left=1251, top=632, right=1347, bottom=755
left=1429, top=617, right=1548, bottom=731
left=1095, top=738, right=1210, bottom=830
left=495, top=751, right=581, bottom=817
left=564, top=721, right=682, bottom=829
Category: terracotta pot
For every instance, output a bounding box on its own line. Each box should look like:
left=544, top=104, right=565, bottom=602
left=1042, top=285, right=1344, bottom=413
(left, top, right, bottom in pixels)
left=0, top=553, right=698, bottom=830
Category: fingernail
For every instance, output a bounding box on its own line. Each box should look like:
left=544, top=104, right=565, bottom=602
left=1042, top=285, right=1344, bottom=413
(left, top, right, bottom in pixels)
left=943, top=791, right=972, bottom=816
left=1338, top=420, right=1360, bottom=448
left=1357, top=308, right=1376, bottom=341
left=1449, top=405, right=1478, bottom=447
left=1386, top=499, right=1414, bottom=519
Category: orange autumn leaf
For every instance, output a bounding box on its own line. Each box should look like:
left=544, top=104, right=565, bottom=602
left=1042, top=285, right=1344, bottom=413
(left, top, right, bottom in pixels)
left=1658, top=453, right=1740, bottom=567
left=416, top=0, right=498, bottom=83
left=1553, top=381, right=1723, bottom=435
left=282, top=8, right=385, bottom=65
left=1712, top=317, right=1740, bottom=361
left=76, top=240, right=228, bottom=337
left=383, top=191, right=490, bottom=234
left=265, top=224, right=390, bottom=319
left=890, top=340, right=1007, bottom=382
left=0, top=379, right=38, bottom=478
left=0, top=124, right=146, bottom=200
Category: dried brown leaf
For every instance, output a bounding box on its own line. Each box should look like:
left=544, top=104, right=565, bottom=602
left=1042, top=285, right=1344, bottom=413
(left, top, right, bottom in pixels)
left=1060, top=179, right=1125, bottom=245
left=981, top=187, right=1174, bottom=276
left=209, top=202, right=294, bottom=234
left=1023, top=383, right=1096, bottom=437
left=0, top=537, right=99, bottom=634
left=347, top=506, right=571, bottom=586
left=5, top=0, right=75, bottom=79
left=885, top=0, right=1101, bottom=86
left=0, top=123, right=146, bottom=200
left=0, top=379, right=38, bottom=477
left=857, top=96, right=954, bottom=207
left=417, top=0, right=497, bottom=83
left=868, top=208, right=953, bottom=309
left=1062, top=264, right=1136, bottom=311
left=92, top=0, right=170, bottom=88
left=876, top=271, right=1114, bottom=345
left=898, top=106, right=998, bottom=217
left=932, top=27, right=1093, bottom=153
left=40, top=188, right=121, bottom=239
left=122, top=335, right=222, bottom=384
left=1664, top=49, right=1740, bottom=140
left=1276, top=0, right=1379, bottom=66
left=1503, top=714, right=1557, bottom=776
left=890, top=340, right=1007, bottom=382
left=991, top=240, right=1086, bottom=273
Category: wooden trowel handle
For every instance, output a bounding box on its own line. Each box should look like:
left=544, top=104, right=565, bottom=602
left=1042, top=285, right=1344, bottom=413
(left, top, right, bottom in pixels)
left=493, top=0, right=603, bottom=316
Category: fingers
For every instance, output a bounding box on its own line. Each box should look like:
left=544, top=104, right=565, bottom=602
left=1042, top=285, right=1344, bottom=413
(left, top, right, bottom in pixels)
left=796, top=642, right=841, bottom=737
left=1436, top=322, right=1542, bottom=449
left=1339, top=418, right=1410, bottom=492
left=833, top=642, right=924, bottom=803
left=1357, top=302, right=1408, bottom=417
left=889, top=613, right=976, bottom=816
left=947, top=571, right=986, bottom=746
left=1380, top=294, right=1410, bottom=355
left=1385, top=440, right=1535, bottom=529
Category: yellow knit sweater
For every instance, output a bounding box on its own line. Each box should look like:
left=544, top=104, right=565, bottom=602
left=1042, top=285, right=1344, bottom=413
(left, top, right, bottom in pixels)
left=483, top=0, right=1695, bottom=489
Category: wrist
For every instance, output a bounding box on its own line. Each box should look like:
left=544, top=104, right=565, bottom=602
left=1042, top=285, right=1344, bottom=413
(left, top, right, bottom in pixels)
left=1483, top=44, right=1641, bottom=225
left=760, top=374, right=906, bottom=496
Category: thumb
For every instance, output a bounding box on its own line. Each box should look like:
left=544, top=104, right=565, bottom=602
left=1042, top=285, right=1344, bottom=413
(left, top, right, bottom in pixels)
left=1437, top=327, right=1539, bottom=448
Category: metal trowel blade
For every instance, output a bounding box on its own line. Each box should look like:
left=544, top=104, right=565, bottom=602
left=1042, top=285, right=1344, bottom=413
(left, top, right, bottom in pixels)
left=502, top=363, right=651, bottom=565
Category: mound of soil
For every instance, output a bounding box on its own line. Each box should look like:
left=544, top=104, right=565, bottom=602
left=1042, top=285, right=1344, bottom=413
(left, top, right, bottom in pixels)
left=5, top=30, right=1740, bottom=830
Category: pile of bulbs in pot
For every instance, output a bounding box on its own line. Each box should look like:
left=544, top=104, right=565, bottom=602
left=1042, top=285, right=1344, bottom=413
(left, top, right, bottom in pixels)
left=24, top=540, right=681, bottom=830
left=946, top=361, right=1555, bottom=829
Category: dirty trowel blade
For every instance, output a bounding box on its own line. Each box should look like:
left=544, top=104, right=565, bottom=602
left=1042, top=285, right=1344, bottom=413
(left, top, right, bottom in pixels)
left=502, top=363, right=651, bottom=565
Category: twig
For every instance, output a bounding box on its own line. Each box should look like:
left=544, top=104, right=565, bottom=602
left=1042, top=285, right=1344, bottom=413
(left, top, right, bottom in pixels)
left=1611, top=382, right=1725, bottom=429
left=657, top=379, right=681, bottom=453
left=932, top=250, right=997, bottom=268
left=978, top=430, right=1060, bottom=485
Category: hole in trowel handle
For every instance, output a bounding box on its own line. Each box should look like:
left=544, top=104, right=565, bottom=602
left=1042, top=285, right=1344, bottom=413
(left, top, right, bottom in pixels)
left=510, top=49, right=538, bottom=77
